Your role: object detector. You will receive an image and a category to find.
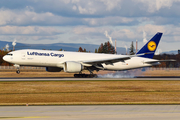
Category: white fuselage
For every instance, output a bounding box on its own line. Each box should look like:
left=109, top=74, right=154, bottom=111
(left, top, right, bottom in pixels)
left=3, top=49, right=158, bottom=71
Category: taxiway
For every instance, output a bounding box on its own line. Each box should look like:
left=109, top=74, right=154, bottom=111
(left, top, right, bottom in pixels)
left=1, top=105, right=180, bottom=120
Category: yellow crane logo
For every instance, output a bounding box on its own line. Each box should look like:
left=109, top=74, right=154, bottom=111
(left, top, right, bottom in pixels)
left=147, top=41, right=156, bottom=51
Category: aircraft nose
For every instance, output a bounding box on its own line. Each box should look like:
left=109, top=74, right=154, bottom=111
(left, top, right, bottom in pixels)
left=3, top=55, right=8, bottom=62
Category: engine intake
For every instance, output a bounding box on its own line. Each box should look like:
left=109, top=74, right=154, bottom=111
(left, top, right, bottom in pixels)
left=64, top=61, right=83, bottom=73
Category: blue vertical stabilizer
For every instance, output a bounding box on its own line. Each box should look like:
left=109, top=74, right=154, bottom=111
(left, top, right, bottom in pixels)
left=136, top=32, right=163, bottom=59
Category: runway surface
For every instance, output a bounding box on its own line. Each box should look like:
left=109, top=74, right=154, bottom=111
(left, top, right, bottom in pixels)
left=0, top=77, right=180, bottom=81
left=1, top=105, right=180, bottom=120
left=1, top=78, right=180, bottom=120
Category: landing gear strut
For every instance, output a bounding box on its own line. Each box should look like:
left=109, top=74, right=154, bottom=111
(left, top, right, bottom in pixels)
left=14, top=64, right=20, bottom=74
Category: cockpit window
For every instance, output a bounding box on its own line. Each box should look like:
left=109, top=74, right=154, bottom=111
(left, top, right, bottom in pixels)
left=6, top=54, right=13, bottom=56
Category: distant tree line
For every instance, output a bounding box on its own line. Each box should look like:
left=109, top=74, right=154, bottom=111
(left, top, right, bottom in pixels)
left=0, top=50, right=12, bottom=66
left=96, top=41, right=115, bottom=54
left=129, top=41, right=135, bottom=55
left=78, top=41, right=115, bottom=54
left=78, top=47, right=87, bottom=52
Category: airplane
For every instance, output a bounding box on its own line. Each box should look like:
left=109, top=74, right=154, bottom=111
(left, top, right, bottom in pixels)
left=3, top=32, right=175, bottom=78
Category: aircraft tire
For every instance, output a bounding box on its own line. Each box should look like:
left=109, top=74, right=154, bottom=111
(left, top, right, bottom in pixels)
left=16, top=70, right=20, bottom=74
left=74, top=74, right=77, bottom=78
left=74, top=74, right=97, bottom=78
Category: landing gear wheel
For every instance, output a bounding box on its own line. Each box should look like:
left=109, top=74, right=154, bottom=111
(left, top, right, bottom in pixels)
left=16, top=70, right=20, bottom=74
left=74, top=74, right=97, bottom=78
left=93, top=74, right=97, bottom=78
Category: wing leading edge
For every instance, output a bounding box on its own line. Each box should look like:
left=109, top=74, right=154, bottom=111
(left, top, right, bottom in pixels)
left=81, top=56, right=131, bottom=66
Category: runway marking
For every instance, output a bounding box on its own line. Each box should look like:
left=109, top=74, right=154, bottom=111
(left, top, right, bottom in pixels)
left=0, top=116, right=49, bottom=119
left=1, top=77, right=180, bottom=81
left=1, top=110, right=180, bottom=113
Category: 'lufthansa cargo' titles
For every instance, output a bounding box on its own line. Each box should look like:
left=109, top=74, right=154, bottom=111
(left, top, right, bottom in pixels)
left=27, top=52, right=64, bottom=58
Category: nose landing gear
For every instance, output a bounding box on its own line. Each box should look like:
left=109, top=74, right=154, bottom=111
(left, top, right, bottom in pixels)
left=14, top=64, right=20, bottom=74
left=16, top=70, right=20, bottom=74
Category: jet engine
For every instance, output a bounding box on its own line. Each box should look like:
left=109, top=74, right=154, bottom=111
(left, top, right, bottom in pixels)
left=46, top=67, right=62, bottom=72
left=64, top=61, right=83, bottom=73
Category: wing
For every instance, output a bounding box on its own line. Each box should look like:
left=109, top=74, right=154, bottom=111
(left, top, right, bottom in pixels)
left=82, top=52, right=156, bottom=66
left=81, top=56, right=130, bottom=68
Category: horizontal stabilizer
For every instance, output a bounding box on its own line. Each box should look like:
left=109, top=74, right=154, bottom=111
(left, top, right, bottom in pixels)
left=144, top=59, right=176, bottom=64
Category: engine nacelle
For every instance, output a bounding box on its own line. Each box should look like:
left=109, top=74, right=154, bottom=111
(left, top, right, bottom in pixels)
left=64, top=61, right=83, bottom=73
left=46, top=67, right=62, bottom=72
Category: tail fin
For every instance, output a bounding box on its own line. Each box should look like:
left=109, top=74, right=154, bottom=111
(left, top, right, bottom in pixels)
left=136, top=32, right=163, bottom=59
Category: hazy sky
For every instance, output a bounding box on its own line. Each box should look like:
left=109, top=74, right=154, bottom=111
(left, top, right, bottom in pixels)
left=0, top=0, right=180, bottom=52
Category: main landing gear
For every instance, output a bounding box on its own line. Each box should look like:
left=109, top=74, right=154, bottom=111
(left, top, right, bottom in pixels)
left=74, top=69, right=98, bottom=78
left=74, top=74, right=97, bottom=78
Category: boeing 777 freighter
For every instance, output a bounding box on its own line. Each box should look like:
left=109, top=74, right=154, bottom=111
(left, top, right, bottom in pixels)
left=3, top=32, right=174, bottom=77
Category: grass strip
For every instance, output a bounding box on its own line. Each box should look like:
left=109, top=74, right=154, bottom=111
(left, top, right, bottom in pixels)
left=1, top=81, right=180, bottom=105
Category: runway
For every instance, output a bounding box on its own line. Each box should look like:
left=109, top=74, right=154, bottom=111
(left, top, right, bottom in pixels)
left=0, top=77, right=180, bottom=81
left=1, top=78, right=180, bottom=120
left=1, top=105, right=180, bottom=120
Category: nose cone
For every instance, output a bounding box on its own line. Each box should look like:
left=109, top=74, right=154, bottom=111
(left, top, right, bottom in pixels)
left=3, top=55, right=8, bottom=62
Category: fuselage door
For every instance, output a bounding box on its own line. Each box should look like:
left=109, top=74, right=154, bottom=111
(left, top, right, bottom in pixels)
left=21, top=52, right=26, bottom=60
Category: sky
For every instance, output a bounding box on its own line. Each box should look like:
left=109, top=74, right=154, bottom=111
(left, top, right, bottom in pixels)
left=0, top=0, right=180, bottom=52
